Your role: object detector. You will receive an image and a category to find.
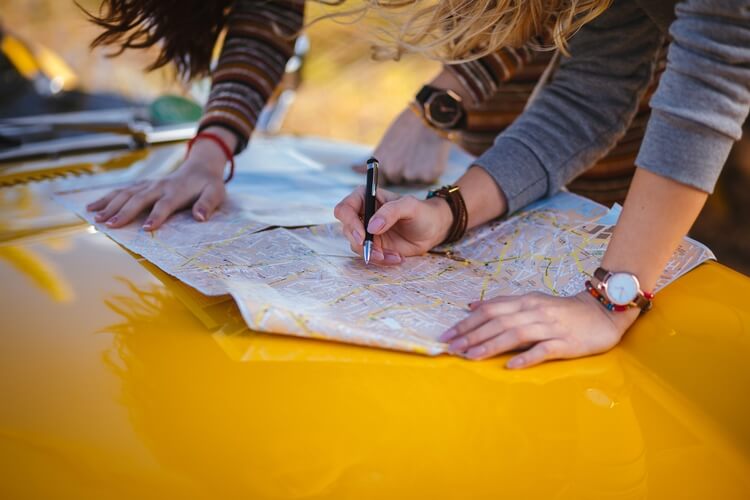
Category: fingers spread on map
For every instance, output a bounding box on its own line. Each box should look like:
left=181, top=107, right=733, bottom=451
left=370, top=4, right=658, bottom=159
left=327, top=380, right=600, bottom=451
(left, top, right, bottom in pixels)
left=439, top=291, right=639, bottom=369
left=86, top=166, right=227, bottom=231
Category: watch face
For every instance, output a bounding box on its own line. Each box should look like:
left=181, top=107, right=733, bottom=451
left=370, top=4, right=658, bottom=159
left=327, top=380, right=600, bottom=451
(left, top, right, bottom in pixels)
left=425, top=92, right=462, bottom=129
left=605, top=273, right=639, bottom=306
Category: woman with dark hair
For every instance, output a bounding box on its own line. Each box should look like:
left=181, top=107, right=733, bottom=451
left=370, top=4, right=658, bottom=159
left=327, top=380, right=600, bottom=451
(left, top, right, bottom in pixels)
left=84, top=0, right=304, bottom=229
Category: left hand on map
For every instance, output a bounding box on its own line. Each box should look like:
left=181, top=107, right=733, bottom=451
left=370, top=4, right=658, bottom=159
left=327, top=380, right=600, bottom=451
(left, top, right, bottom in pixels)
left=439, top=290, right=640, bottom=368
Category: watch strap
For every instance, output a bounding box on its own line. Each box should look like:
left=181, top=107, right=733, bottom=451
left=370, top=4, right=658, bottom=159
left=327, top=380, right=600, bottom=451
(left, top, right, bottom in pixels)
left=426, top=185, right=468, bottom=245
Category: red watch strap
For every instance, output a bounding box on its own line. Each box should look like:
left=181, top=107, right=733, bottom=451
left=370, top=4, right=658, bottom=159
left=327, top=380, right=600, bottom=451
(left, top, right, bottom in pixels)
left=186, top=132, right=235, bottom=183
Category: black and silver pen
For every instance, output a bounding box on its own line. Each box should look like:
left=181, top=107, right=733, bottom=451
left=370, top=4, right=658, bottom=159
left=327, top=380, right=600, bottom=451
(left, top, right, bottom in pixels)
left=363, top=156, right=379, bottom=265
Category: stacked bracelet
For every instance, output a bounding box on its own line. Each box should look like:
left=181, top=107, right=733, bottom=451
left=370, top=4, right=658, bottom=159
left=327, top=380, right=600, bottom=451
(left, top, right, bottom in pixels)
left=186, top=132, right=236, bottom=183
left=585, top=280, right=628, bottom=312
left=426, top=185, right=468, bottom=244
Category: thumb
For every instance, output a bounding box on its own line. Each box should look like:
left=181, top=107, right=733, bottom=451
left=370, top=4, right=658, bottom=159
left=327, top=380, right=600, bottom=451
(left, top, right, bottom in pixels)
left=367, top=196, right=419, bottom=235
left=193, top=182, right=225, bottom=221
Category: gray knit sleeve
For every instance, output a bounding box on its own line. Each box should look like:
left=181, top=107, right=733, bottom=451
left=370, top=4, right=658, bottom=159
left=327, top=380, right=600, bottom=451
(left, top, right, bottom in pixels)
left=636, top=0, right=750, bottom=193
left=472, top=0, right=663, bottom=213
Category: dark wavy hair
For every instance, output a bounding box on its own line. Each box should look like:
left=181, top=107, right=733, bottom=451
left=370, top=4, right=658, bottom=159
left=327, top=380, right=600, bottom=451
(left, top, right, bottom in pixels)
left=82, top=0, right=233, bottom=79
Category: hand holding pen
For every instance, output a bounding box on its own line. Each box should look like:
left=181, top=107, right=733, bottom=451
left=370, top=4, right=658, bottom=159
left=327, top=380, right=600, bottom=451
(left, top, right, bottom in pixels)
left=334, top=157, right=453, bottom=266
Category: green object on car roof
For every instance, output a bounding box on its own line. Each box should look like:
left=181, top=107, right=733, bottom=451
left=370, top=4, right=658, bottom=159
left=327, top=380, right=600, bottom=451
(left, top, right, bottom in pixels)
left=149, top=95, right=203, bottom=126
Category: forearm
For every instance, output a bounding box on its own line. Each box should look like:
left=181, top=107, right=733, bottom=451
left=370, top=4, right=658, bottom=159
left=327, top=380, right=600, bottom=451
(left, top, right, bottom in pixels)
left=455, top=166, right=508, bottom=229
left=602, top=168, right=708, bottom=291
left=198, top=0, right=305, bottom=153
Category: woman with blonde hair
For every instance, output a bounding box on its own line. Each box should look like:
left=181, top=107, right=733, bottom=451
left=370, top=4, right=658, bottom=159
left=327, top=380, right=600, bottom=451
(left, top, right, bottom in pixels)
left=334, top=0, right=749, bottom=367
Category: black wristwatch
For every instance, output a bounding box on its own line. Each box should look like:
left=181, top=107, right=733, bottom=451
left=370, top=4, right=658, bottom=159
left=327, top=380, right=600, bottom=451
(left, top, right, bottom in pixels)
left=413, top=85, right=467, bottom=130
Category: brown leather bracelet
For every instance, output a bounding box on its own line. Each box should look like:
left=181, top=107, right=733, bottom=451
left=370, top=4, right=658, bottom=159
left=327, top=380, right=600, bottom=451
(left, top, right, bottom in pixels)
left=426, top=185, right=468, bottom=244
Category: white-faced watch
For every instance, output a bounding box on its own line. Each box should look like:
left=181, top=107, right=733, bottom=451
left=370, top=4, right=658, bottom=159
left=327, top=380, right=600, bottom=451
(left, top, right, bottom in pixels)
left=592, top=267, right=654, bottom=311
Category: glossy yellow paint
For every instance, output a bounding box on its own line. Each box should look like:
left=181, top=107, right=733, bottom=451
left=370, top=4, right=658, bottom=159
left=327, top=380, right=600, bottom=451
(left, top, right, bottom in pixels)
left=1, top=31, right=78, bottom=90
left=1, top=148, right=750, bottom=498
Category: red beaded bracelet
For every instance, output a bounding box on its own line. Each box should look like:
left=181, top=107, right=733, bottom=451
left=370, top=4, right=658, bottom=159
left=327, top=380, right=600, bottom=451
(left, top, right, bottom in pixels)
left=186, top=132, right=235, bottom=183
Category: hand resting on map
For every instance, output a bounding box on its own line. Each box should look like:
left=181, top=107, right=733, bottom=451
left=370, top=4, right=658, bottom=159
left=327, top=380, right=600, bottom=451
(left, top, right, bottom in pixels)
left=334, top=186, right=639, bottom=368
left=86, top=127, right=233, bottom=230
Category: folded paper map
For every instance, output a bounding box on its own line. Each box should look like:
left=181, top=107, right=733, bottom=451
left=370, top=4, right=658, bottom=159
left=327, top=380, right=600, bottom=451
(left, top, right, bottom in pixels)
left=57, top=155, right=714, bottom=355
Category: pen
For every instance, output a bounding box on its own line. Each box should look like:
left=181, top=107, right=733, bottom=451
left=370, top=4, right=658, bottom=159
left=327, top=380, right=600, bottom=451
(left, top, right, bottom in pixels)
left=363, top=156, right=379, bottom=264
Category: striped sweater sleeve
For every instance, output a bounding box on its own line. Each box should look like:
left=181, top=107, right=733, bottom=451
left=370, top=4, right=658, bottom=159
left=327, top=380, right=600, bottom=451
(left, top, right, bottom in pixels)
left=445, top=46, right=535, bottom=104
left=198, top=0, right=305, bottom=153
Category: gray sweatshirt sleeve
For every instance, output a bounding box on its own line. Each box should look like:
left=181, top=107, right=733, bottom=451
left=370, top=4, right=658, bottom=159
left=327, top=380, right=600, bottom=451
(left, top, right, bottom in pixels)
left=636, top=0, right=750, bottom=193
left=473, top=0, right=664, bottom=214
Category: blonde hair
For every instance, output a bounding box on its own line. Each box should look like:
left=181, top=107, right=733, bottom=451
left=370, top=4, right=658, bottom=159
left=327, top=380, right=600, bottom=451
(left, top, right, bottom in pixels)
left=311, top=0, right=612, bottom=62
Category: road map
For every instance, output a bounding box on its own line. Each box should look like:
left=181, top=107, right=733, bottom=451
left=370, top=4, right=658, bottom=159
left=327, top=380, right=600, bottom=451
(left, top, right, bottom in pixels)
left=56, top=138, right=714, bottom=355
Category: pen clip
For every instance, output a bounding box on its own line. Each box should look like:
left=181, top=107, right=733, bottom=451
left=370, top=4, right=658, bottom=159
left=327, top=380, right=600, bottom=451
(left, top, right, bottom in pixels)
left=367, top=157, right=379, bottom=197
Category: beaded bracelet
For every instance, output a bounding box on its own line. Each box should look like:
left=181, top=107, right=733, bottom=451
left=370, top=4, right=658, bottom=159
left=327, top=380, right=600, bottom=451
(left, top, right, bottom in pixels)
left=186, top=132, right=235, bottom=183
left=584, top=280, right=630, bottom=312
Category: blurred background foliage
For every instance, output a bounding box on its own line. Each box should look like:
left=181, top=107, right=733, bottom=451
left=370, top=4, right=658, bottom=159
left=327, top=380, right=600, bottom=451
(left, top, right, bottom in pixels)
left=0, top=0, right=440, bottom=144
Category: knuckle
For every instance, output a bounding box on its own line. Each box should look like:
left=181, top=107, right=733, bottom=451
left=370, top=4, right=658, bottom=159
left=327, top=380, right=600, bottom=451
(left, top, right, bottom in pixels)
left=491, top=316, right=508, bottom=332
left=537, top=307, right=554, bottom=323
left=477, top=304, right=494, bottom=321
left=151, top=202, right=170, bottom=216
left=159, top=195, right=178, bottom=206
left=333, top=202, right=345, bottom=218
left=514, top=327, right=532, bottom=343
left=536, top=342, right=554, bottom=357
left=521, top=295, right=539, bottom=308
left=401, top=195, right=418, bottom=208
left=454, top=320, right=470, bottom=335
left=472, top=329, right=493, bottom=347
left=129, top=192, right=152, bottom=205
left=465, top=331, right=481, bottom=345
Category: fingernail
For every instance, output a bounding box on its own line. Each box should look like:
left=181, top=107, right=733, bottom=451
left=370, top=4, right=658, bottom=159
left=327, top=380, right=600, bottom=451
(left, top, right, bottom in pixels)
left=367, top=217, right=385, bottom=233
left=352, top=230, right=363, bottom=245
left=143, top=219, right=153, bottom=230
left=371, top=249, right=385, bottom=261
left=507, top=357, right=524, bottom=369
left=105, top=216, right=118, bottom=226
left=195, top=208, right=206, bottom=222
left=448, top=337, right=468, bottom=352
left=94, top=212, right=106, bottom=222
left=384, top=252, right=401, bottom=264
left=466, top=345, right=487, bottom=359
left=439, top=328, right=457, bottom=342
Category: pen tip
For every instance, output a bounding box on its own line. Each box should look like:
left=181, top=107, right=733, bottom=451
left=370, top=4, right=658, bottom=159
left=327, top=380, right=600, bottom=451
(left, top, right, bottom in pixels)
left=367, top=156, right=378, bottom=165
left=363, top=241, right=371, bottom=265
